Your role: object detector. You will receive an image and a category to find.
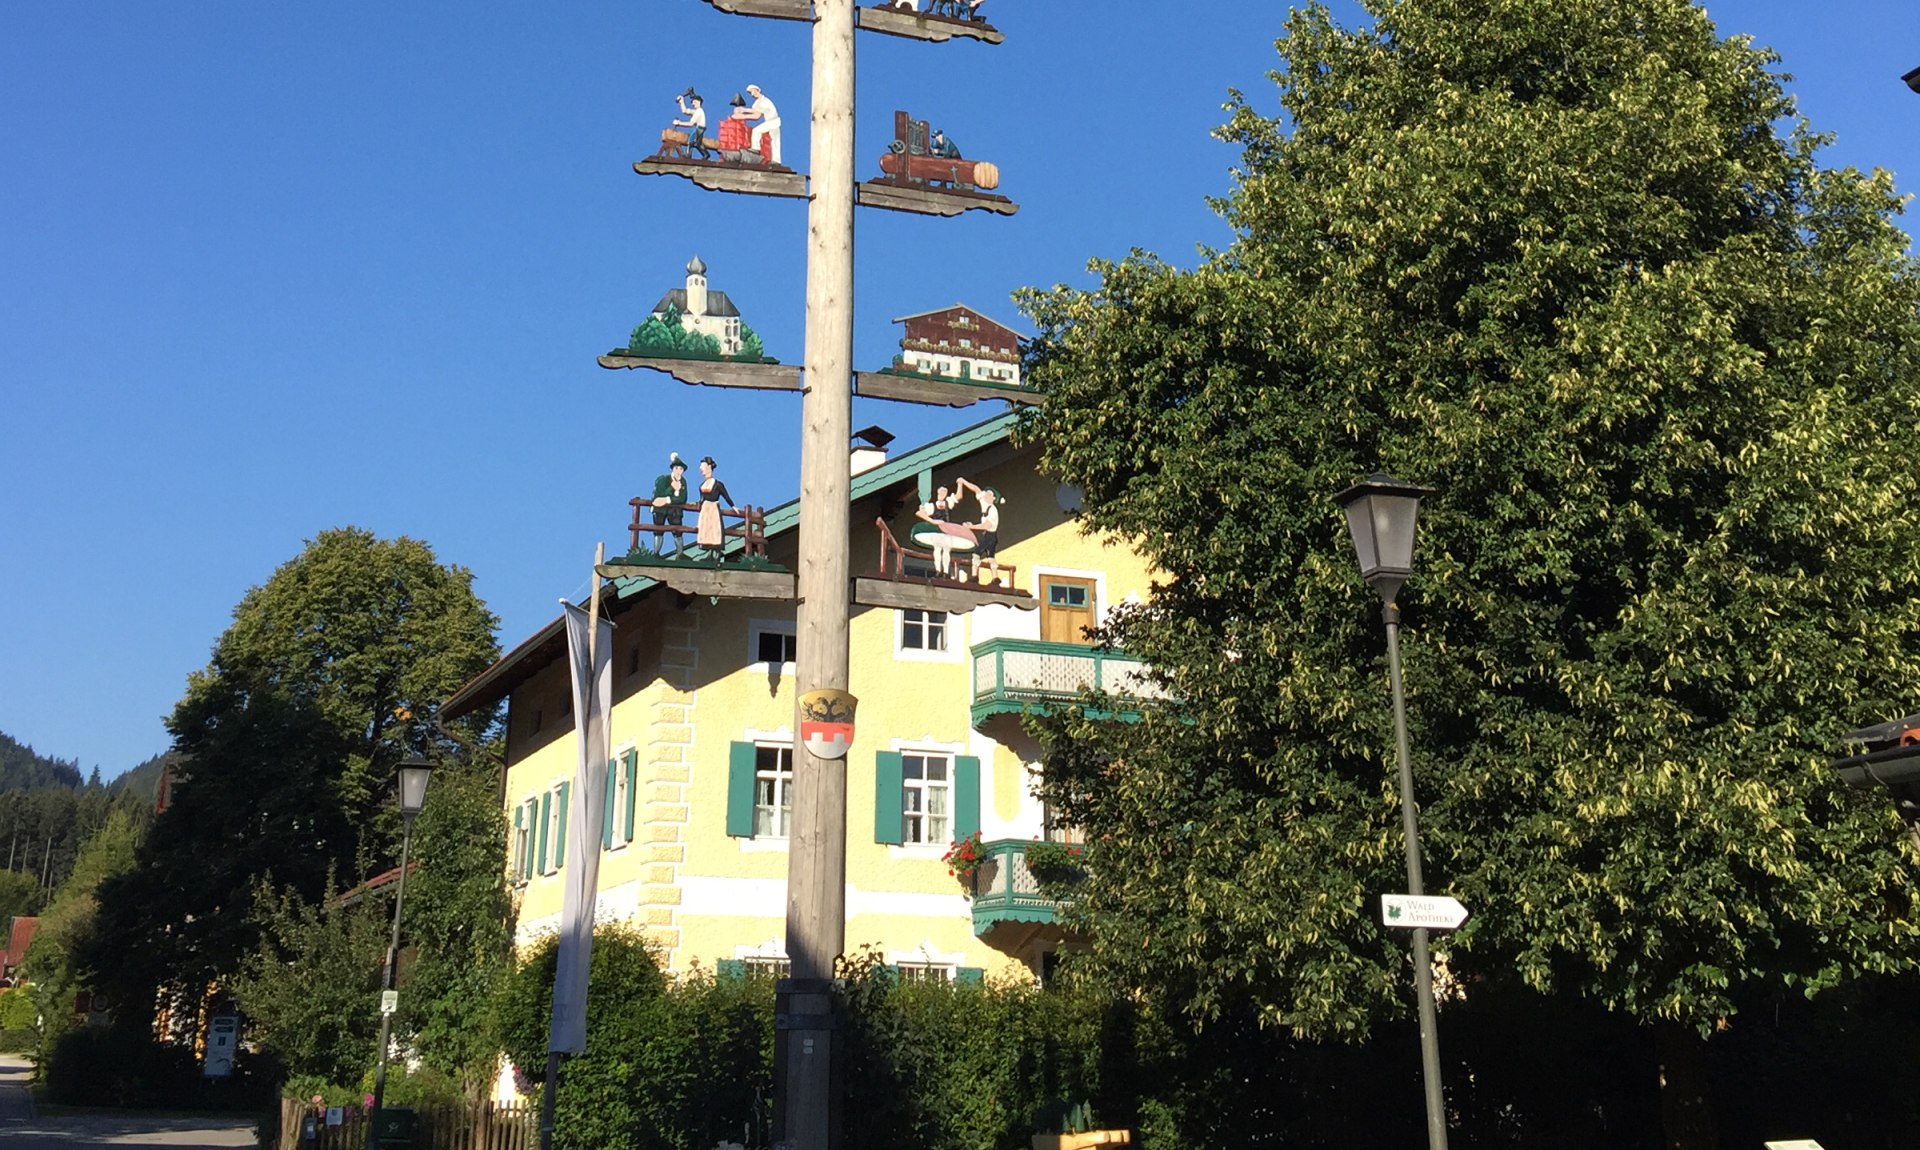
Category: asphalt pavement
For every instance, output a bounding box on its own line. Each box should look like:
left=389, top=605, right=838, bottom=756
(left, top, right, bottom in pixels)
left=0, top=1054, right=255, bottom=1148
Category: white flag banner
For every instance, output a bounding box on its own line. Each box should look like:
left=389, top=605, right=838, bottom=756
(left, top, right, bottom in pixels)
left=550, top=600, right=613, bottom=1054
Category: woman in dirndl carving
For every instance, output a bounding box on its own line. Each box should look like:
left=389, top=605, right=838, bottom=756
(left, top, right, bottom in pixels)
left=696, top=456, right=736, bottom=555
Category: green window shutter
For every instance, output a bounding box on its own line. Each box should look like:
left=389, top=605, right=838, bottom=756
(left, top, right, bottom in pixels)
left=874, top=751, right=905, bottom=845
left=602, top=760, right=616, bottom=851
left=623, top=751, right=639, bottom=843
left=726, top=742, right=758, bottom=838
left=525, top=801, right=539, bottom=878
left=536, top=792, right=551, bottom=874
left=883, top=964, right=901, bottom=985
left=954, top=756, right=982, bottom=842
left=716, top=959, right=746, bottom=979
left=554, top=782, right=570, bottom=869
left=956, top=967, right=985, bottom=985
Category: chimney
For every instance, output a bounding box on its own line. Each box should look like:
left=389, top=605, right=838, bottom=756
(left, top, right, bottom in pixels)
left=851, top=425, right=894, bottom=476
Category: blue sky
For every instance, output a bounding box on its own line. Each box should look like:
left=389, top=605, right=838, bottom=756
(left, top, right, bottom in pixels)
left=2, top=1, right=1915, bottom=777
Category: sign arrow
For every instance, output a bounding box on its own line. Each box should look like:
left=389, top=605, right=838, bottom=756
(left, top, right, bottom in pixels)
left=1380, top=894, right=1470, bottom=931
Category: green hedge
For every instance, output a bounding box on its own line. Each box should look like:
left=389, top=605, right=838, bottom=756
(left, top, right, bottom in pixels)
left=497, top=939, right=1110, bottom=1150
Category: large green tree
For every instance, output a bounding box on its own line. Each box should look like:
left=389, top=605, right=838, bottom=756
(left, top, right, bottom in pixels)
left=1018, top=0, right=1920, bottom=1143
left=86, top=528, right=500, bottom=1030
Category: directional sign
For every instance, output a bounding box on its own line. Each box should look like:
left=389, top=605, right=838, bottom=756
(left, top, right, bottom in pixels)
left=380, top=989, right=399, bottom=1015
left=1380, top=894, right=1470, bottom=931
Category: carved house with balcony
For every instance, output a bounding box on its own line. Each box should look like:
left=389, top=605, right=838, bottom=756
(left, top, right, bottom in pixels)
left=440, top=411, right=1160, bottom=987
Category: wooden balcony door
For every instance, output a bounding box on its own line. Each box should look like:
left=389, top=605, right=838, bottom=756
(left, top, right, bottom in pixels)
left=1039, top=575, right=1096, bottom=645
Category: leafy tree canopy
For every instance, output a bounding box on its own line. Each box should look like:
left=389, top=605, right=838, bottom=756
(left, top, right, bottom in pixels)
left=87, top=528, right=500, bottom=1018
left=1018, top=0, right=1920, bottom=1050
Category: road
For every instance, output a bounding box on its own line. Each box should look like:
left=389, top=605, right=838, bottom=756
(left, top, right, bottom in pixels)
left=0, top=1055, right=255, bottom=1148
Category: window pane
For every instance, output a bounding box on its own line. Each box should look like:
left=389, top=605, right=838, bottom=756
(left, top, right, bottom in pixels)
left=927, top=786, right=948, bottom=816
left=927, top=757, right=948, bottom=782
left=903, top=756, right=924, bottom=780
left=757, top=631, right=795, bottom=663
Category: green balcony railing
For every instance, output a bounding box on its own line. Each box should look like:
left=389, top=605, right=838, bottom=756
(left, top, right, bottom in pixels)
left=969, top=838, right=1063, bottom=936
left=969, top=637, right=1164, bottom=726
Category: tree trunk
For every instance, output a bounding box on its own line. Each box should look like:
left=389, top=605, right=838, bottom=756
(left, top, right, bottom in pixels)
left=1655, top=1021, right=1718, bottom=1150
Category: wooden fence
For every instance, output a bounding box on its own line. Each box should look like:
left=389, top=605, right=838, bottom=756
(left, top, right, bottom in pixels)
left=277, top=1098, right=536, bottom=1150
left=626, top=498, right=770, bottom=559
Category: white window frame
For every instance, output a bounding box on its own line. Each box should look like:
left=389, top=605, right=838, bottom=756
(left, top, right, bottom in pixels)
left=901, top=749, right=954, bottom=846
left=895, top=608, right=963, bottom=663
left=895, top=961, right=956, bottom=984
left=747, top=619, right=797, bottom=672
left=542, top=782, right=566, bottom=875
left=753, top=743, right=794, bottom=840
left=743, top=957, right=791, bottom=980
left=609, top=745, right=635, bottom=850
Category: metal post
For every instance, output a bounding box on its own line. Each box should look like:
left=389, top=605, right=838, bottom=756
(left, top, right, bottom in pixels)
left=779, top=1, right=856, bottom=1147
left=367, top=819, right=415, bottom=1150
left=1383, top=603, right=1447, bottom=1149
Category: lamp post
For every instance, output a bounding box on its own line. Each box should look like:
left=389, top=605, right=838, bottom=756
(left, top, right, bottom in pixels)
left=1333, top=473, right=1447, bottom=1150
left=1904, top=66, right=1920, bottom=94
left=368, top=756, right=432, bottom=1149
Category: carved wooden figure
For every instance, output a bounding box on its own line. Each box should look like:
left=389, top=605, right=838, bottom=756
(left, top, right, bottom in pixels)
left=853, top=305, right=1037, bottom=407
left=858, top=111, right=1016, bottom=217
left=599, top=256, right=803, bottom=390
left=859, top=0, right=1004, bottom=44
left=637, top=85, right=808, bottom=199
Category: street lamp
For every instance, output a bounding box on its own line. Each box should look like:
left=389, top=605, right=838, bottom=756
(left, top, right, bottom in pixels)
left=1904, top=66, right=1920, bottom=94
left=1830, top=714, right=1920, bottom=853
left=368, top=756, right=432, bottom=1150
left=1334, top=473, right=1448, bottom=1150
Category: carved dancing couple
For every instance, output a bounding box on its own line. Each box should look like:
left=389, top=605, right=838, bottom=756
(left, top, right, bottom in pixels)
left=670, top=84, right=780, bottom=165
left=650, top=452, right=736, bottom=558
left=910, top=476, right=1003, bottom=581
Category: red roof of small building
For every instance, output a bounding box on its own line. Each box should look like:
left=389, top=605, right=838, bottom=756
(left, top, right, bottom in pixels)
left=2, top=917, right=39, bottom=973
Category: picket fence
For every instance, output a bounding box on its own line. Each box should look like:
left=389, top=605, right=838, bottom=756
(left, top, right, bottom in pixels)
left=277, top=1097, right=537, bottom=1150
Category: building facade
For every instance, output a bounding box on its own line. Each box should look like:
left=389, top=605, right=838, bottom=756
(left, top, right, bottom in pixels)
left=890, top=306, right=1023, bottom=388
left=442, top=413, right=1155, bottom=984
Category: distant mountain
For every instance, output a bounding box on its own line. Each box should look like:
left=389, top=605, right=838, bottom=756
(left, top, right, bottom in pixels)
left=0, top=732, right=82, bottom=791
left=112, top=753, right=170, bottom=805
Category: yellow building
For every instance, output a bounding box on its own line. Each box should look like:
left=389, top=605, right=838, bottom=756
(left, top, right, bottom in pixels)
left=441, top=411, right=1157, bottom=984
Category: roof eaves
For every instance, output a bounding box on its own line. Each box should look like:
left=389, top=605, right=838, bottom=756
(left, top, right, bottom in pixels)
left=888, top=304, right=1030, bottom=340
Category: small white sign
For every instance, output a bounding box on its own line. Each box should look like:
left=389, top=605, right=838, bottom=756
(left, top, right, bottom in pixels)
left=202, top=1014, right=238, bottom=1078
left=380, top=989, right=399, bottom=1015
left=1380, top=894, right=1470, bottom=931
left=326, top=1107, right=345, bottom=1127
left=1764, top=1142, right=1824, bottom=1150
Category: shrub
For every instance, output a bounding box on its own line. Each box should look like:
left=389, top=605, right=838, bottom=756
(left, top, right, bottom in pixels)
left=0, top=988, right=36, bottom=1031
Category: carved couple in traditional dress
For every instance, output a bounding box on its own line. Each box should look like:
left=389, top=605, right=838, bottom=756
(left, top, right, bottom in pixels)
left=650, top=452, right=736, bottom=557
left=910, top=476, right=1002, bottom=580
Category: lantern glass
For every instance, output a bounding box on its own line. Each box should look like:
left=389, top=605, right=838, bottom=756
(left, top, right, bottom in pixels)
left=1334, top=474, right=1433, bottom=602
left=398, top=758, right=433, bottom=819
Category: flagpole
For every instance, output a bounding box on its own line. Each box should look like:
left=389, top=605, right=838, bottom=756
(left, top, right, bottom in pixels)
left=539, top=545, right=605, bottom=1150
left=587, top=542, right=605, bottom=670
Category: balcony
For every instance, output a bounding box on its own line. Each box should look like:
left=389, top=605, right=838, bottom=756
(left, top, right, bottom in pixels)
left=969, top=838, right=1067, bottom=943
left=970, top=638, right=1164, bottom=727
